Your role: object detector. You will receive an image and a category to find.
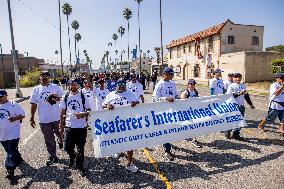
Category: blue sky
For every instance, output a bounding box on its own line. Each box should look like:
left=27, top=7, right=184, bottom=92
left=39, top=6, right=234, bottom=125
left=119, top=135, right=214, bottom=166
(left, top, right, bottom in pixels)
left=0, top=0, right=283, bottom=69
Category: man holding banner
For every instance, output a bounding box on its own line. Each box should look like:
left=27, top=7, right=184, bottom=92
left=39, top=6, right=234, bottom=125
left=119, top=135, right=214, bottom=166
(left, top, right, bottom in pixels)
left=102, top=79, right=140, bottom=173
left=153, top=67, right=178, bottom=161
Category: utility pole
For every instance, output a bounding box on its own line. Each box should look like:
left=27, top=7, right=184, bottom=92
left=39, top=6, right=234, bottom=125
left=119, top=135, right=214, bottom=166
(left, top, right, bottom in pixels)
left=7, top=0, right=22, bottom=97
left=24, top=51, right=30, bottom=71
left=0, top=44, right=4, bottom=71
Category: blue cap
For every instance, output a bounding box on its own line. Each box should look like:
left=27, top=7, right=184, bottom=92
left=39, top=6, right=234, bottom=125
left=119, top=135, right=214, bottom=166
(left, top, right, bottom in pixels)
left=213, top=68, right=223, bottom=74
left=274, top=73, right=284, bottom=79
left=0, top=89, right=7, bottom=97
left=117, top=79, right=126, bottom=85
left=68, top=78, right=80, bottom=84
left=163, top=67, right=174, bottom=74
left=188, top=79, right=196, bottom=84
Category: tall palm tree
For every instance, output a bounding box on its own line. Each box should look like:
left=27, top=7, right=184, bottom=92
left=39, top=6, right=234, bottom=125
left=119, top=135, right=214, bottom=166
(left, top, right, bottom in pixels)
left=118, top=26, right=125, bottom=38
left=62, top=3, right=73, bottom=75
left=112, top=33, right=118, bottom=45
left=74, top=33, right=81, bottom=72
left=135, top=0, right=143, bottom=75
left=71, top=20, right=79, bottom=66
left=123, top=8, right=132, bottom=72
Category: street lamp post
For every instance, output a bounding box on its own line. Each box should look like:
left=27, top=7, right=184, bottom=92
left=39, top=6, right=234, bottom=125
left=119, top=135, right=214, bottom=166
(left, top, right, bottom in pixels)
left=24, top=51, right=30, bottom=71
left=160, top=0, right=164, bottom=70
left=154, top=47, right=161, bottom=75
left=7, top=0, right=22, bottom=97
left=120, top=50, right=125, bottom=72
left=0, top=44, right=4, bottom=71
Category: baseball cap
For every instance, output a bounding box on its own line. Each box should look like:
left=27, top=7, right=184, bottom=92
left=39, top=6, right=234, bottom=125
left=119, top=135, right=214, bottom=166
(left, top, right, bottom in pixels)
left=40, top=70, right=50, bottom=76
left=68, top=78, right=80, bottom=84
left=274, top=73, right=284, bottom=79
left=117, top=79, right=126, bottom=86
left=163, top=67, right=174, bottom=74
left=188, top=79, right=196, bottom=84
left=213, top=68, right=223, bottom=74
left=0, top=89, right=7, bottom=97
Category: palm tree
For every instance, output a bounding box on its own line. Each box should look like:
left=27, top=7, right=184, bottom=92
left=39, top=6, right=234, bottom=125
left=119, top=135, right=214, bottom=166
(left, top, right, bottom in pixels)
left=112, top=33, right=118, bottom=45
left=135, top=0, right=143, bottom=75
left=123, top=8, right=132, bottom=72
left=71, top=20, right=79, bottom=62
left=118, top=26, right=125, bottom=38
left=62, top=3, right=73, bottom=75
left=74, top=33, right=81, bottom=72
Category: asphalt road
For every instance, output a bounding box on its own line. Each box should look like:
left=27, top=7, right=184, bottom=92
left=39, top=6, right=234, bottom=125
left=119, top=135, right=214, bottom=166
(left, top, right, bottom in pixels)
left=0, top=84, right=283, bottom=189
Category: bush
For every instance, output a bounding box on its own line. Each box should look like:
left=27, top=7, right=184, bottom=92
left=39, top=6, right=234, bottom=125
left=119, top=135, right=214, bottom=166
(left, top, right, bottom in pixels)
left=271, top=59, right=284, bottom=74
left=20, top=69, right=40, bottom=87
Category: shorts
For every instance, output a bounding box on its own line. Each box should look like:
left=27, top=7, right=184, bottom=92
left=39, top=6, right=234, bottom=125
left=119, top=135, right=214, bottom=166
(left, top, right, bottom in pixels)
left=265, top=108, right=284, bottom=123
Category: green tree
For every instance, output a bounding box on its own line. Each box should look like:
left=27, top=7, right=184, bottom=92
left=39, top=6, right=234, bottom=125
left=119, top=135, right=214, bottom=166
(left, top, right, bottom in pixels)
left=118, top=26, right=125, bottom=38
left=272, top=59, right=284, bottom=74
left=123, top=8, right=132, bottom=71
left=266, top=45, right=284, bottom=53
left=112, top=33, right=118, bottom=45
left=75, top=33, right=82, bottom=72
left=62, top=3, right=73, bottom=75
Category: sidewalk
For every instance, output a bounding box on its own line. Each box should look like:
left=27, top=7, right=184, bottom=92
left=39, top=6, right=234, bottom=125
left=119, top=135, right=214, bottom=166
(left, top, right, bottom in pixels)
left=6, top=87, right=33, bottom=101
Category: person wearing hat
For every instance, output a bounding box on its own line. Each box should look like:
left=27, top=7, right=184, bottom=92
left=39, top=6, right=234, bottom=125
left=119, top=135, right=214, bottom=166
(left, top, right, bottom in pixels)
left=258, top=73, right=284, bottom=136
left=209, top=68, right=225, bottom=95
left=82, top=79, right=95, bottom=111
left=181, top=79, right=202, bottom=148
left=59, top=78, right=91, bottom=177
left=0, top=89, right=25, bottom=178
left=127, top=74, right=144, bottom=103
left=225, top=73, right=247, bottom=140
left=102, top=79, right=140, bottom=173
left=93, top=79, right=110, bottom=110
left=30, top=70, right=64, bottom=166
left=153, top=67, right=178, bottom=161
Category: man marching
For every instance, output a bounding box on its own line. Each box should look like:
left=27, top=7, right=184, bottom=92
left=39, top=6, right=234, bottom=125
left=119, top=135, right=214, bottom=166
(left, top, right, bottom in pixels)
left=0, top=89, right=25, bottom=178
left=93, top=79, right=110, bottom=110
left=30, top=71, right=64, bottom=166
left=59, top=79, right=91, bottom=177
left=127, top=74, right=144, bottom=103
left=258, top=73, right=284, bottom=136
left=102, top=79, right=140, bottom=172
left=153, top=67, right=178, bottom=161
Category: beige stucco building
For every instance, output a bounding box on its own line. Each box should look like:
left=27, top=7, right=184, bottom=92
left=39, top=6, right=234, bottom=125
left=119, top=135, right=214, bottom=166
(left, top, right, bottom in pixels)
left=166, top=19, right=284, bottom=83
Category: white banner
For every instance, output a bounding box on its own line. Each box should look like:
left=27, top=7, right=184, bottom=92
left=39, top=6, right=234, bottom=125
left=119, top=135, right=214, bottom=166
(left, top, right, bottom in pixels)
left=90, top=94, right=246, bottom=158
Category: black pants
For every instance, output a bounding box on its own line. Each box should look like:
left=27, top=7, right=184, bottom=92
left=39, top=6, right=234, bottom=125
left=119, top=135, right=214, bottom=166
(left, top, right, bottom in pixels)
left=1, top=138, right=23, bottom=171
left=64, top=127, right=87, bottom=169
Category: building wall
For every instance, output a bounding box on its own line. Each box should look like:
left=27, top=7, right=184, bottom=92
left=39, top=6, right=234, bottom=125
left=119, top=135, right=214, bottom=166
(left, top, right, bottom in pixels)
left=220, top=22, right=264, bottom=54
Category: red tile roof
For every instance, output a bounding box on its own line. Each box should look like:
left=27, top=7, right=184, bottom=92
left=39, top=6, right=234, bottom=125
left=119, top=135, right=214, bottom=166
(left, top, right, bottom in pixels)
left=167, top=19, right=232, bottom=49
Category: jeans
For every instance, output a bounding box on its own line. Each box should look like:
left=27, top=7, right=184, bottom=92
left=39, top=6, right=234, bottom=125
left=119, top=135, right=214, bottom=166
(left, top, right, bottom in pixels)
left=163, top=143, right=171, bottom=153
left=1, top=138, right=23, bottom=171
left=226, top=105, right=245, bottom=136
left=64, top=127, right=87, bottom=169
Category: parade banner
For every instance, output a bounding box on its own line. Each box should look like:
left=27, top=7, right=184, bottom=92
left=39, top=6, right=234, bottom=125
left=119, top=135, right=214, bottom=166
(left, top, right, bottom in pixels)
left=90, top=94, right=246, bottom=158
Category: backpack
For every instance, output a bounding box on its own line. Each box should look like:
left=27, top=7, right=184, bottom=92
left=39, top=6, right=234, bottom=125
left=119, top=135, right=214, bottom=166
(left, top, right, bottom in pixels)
left=185, top=89, right=199, bottom=98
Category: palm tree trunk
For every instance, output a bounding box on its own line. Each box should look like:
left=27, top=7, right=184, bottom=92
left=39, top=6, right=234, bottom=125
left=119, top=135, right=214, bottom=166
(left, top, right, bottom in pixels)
left=58, top=0, right=63, bottom=76
left=127, top=20, right=130, bottom=72
left=138, top=2, right=142, bottom=76
left=160, top=0, right=164, bottom=73
left=74, top=31, right=77, bottom=73
left=67, top=15, right=72, bottom=77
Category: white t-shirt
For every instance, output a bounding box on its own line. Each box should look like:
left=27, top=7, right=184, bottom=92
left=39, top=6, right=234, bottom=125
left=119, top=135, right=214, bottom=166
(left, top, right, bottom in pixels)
left=153, top=80, right=178, bottom=101
left=181, top=89, right=198, bottom=98
left=93, top=88, right=110, bottom=110
left=224, top=80, right=233, bottom=90
left=209, top=78, right=224, bottom=95
left=30, top=84, right=64, bottom=123
left=0, top=101, right=25, bottom=141
left=127, top=81, right=144, bottom=102
left=60, top=92, right=91, bottom=128
left=269, top=82, right=284, bottom=110
left=227, top=83, right=246, bottom=105
left=82, top=88, right=95, bottom=111
left=103, top=91, right=139, bottom=108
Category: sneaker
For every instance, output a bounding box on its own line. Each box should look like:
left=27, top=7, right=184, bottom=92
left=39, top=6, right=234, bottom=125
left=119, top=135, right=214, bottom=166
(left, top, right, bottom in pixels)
left=78, top=168, right=87, bottom=177
left=126, top=163, right=139, bottom=173
left=190, top=140, right=202, bottom=148
left=164, top=152, right=175, bottom=161
left=231, top=135, right=244, bottom=141
left=225, top=132, right=231, bottom=139
left=5, top=170, right=14, bottom=179
left=46, top=156, right=59, bottom=166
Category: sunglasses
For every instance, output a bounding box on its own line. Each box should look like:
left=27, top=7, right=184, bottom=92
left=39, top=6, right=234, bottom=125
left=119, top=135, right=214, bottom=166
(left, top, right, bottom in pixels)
left=117, top=83, right=126, bottom=86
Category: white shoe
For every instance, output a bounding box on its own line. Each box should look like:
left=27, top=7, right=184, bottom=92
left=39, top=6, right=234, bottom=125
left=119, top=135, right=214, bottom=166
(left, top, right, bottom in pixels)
left=126, top=163, right=139, bottom=173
